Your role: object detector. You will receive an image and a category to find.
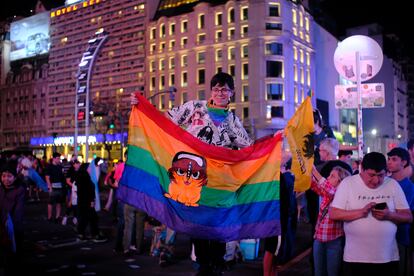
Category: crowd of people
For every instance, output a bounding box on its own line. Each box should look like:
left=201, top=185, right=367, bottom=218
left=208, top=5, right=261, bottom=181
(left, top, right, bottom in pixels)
left=1, top=72, right=414, bottom=276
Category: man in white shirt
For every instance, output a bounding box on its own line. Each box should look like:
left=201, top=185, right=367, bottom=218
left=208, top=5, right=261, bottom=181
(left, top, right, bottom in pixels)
left=330, top=152, right=412, bottom=276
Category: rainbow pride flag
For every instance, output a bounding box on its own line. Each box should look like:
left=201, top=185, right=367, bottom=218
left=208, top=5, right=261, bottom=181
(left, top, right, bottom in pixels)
left=118, top=95, right=282, bottom=242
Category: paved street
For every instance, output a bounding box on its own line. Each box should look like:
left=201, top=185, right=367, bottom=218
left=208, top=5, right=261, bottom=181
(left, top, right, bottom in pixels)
left=9, top=190, right=313, bottom=276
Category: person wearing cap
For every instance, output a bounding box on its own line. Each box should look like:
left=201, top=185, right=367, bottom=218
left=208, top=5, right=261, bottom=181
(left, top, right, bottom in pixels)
left=0, top=162, right=25, bottom=273
left=330, top=152, right=412, bottom=275
left=387, top=147, right=414, bottom=276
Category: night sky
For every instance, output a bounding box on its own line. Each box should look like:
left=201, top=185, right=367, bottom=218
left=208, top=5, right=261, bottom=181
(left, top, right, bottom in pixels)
left=1, top=0, right=412, bottom=57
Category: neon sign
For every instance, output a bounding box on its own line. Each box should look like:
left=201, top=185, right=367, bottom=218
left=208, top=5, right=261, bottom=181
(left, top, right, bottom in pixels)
left=51, top=0, right=101, bottom=18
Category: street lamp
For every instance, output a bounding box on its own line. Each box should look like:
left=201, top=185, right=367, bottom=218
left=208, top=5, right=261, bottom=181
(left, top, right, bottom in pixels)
left=371, top=128, right=377, bottom=136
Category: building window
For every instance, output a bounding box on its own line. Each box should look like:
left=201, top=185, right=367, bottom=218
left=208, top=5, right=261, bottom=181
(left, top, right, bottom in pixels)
left=228, top=8, right=235, bottom=23
left=198, top=69, right=205, bottom=84
left=241, top=7, right=248, bottom=20
left=181, top=37, right=188, bottom=47
left=228, top=28, right=235, bottom=40
left=243, top=107, right=249, bottom=119
left=266, top=23, right=282, bottom=30
left=150, top=60, right=155, bottom=72
left=299, top=12, right=303, bottom=27
left=150, top=77, right=156, bottom=90
left=169, top=40, right=175, bottom=50
left=160, top=95, right=166, bottom=109
left=292, top=9, right=297, bottom=24
left=293, top=47, right=298, bottom=60
left=160, top=23, right=165, bottom=38
left=294, top=65, right=298, bottom=81
left=241, top=25, right=248, bottom=37
left=181, top=55, right=187, bottom=67
left=228, top=47, right=235, bottom=60
left=300, top=49, right=304, bottom=63
left=170, top=23, right=175, bottom=35
left=159, top=75, right=165, bottom=89
left=217, top=67, right=222, bottom=73
left=229, top=65, right=235, bottom=77
left=159, top=59, right=165, bottom=70
left=242, top=85, right=249, bottom=101
left=150, top=43, right=156, bottom=53
left=170, top=73, right=175, bottom=86
left=181, top=20, right=188, bottom=32
left=269, top=4, right=280, bottom=17
left=160, top=42, right=166, bottom=52
left=306, top=52, right=310, bottom=66
left=294, top=85, right=298, bottom=103
left=216, top=12, right=222, bottom=25
left=182, top=72, right=188, bottom=87
left=197, top=52, right=206, bottom=64
left=265, top=42, right=283, bottom=55
left=150, top=27, right=156, bottom=39
left=271, top=106, right=283, bottom=118
left=169, top=57, right=175, bottom=69
left=182, top=92, right=188, bottom=104
left=242, top=63, right=249, bottom=80
left=216, top=49, right=223, bottom=61
left=300, top=67, right=304, bottom=84
left=198, top=90, right=206, bottom=100
left=266, top=61, right=283, bottom=78
left=198, top=34, right=206, bottom=44
left=215, top=30, right=222, bottom=42
left=241, top=44, right=248, bottom=58
left=305, top=17, right=309, bottom=31
left=198, top=14, right=205, bottom=29
left=307, top=69, right=311, bottom=85
left=267, top=83, right=283, bottom=100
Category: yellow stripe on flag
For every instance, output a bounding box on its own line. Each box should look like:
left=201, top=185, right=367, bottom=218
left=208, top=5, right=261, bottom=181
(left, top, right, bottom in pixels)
left=285, top=96, right=314, bottom=192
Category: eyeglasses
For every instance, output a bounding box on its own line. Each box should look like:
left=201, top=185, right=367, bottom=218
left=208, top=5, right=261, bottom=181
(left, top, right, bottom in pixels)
left=212, top=87, right=232, bottom=95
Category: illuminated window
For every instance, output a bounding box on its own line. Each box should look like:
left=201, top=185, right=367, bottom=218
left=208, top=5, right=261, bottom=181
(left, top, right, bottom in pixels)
left=305, top=17, right=309, bottom=31
left=294, top=85, right=298, bottom=103
left=198, top=14, right=205, bottom=29
left=305, top=34, right=310, bottom=43
left=269, top=4, right=280, bottom=17
left=150, top=27, right=156, bottom=39
left=150, top=60, right=155, bottom=72
left=228, top=47, right=235, bottom=60
left=197, top=52, right=206, bottom=64
left=215, top=30, right=222, bottom=42
left=241, top=7, right=248, bottom=20
left=181, top=55, right=187, bottom=67
left=241, top=25, right=248, bottom=37
left=169, top=40, right=175, bottom=49
left=242, top=85, right=249, bottom=101
left=265, top=42, right=283, bottom=55
left=228, top=8, right=235, bottom=23
left=300, top=68, right=304, bottom=84
left=159, top=94, right=165, bottom=109
left=150, top=43, right=156, bottom=53
left=169, top=23, right=175, bottom=35
left=181, top=20, right=188, bottom=33
left=60, top=37, right=68, bottom=44
left=160, top=42, right=166, bottom=52
left=293, top=47, right=297, bottom=60
left=241, top=44, right=248, bottom=58
left=293, top=27, right=297, bottom=36
left=300, top=49, right=304, bottom=63
left=300, top=31, right=304, bottom=40
left=169, top=57, right=175, bottom=69
left=181, top=37, right=188, bottom=47
left=242, top=63, right=249, bottom=80
left=306, top=52, right=310, bottom=66
left=216, top=12, right=222, bottom=25
left=292, top=9, right=297, bottom=24
left=299, top=12, right=303, bottom=27
left=160, top=23, right=165, bottom=38
left=267, top=83, right=283, bottom=100
left=307, top=69, right=311, bottom=86
left=198, top=34, right=206, bottom=44
left=159, top=75, right=165, bottom=89
left=182, top=72, right=188, bottom=87
left=216, top=49, right=223, bottom=61
left=159, top=59, right=165, bottom=70
left=228, top=28, right=235, bottom=40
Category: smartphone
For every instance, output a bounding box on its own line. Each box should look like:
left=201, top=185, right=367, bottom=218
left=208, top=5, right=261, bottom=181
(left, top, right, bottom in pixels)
left=374, top=202, right=387, bottom=210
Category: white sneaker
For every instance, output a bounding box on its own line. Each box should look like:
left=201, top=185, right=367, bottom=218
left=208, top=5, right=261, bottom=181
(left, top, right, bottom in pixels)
left=72, top=217, right=78, bottom=225
left=61, top=216, right=67, bottom=226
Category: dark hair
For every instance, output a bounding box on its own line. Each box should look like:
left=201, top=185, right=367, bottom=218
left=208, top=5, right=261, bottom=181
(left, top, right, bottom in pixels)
left=407, top=139, right=414, bottom=151
left=313, top=109, right=323, bottom=127
left=210, top=72, right=235, bottom=91
left=387, top=147, right=410, bottom=168
left=94, top=157, right=102, bottom=165
left=361, top=152, right=386, bottom=172
left=338, top=150, right=353, bottom=157
left=52, top=152, right=61, bottom=158
left=1, top=161, right=18, bottom=177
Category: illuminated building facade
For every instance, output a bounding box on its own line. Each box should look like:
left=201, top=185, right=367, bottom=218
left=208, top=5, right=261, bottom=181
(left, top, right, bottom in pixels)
left=45, top=0, right=147, bottom=158
left=147, top=0, right=315, bottom=137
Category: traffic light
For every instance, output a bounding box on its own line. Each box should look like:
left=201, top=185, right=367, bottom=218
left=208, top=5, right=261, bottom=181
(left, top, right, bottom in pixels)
left=77, top=111, right=85, bottom=120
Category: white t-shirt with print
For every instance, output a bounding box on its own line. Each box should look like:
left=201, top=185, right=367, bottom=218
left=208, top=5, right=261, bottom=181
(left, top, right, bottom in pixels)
left=331, top=174, right=409, bottom=263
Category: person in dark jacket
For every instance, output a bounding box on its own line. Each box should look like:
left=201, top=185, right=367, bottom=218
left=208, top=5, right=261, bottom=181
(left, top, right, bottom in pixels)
left=75, top=163, right=106, bottom=242
left=0, top=162, right=26, bottom=275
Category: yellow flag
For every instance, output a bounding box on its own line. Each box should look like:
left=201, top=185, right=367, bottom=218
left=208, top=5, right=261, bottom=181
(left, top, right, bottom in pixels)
left=285, top=96, right=314, bottom=192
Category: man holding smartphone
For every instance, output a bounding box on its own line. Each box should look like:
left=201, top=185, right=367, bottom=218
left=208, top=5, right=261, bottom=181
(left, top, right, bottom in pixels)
left=387, top=147, right=414, bottom=276
left=330, top=152, right=412, bottom=275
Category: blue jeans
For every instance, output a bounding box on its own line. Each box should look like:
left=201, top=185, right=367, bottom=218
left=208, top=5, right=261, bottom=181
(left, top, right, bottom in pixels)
left=313, top=236, right=344, bottom=276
